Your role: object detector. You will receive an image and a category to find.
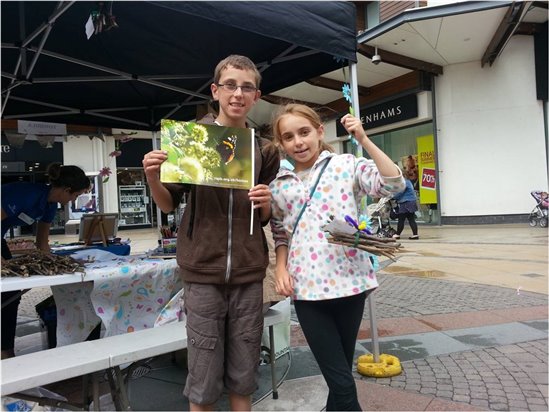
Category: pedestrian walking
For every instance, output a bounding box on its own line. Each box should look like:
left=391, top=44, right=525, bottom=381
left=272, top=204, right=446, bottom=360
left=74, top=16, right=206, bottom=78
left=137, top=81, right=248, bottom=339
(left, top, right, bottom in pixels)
left=392, top=171, right=419, bottom=240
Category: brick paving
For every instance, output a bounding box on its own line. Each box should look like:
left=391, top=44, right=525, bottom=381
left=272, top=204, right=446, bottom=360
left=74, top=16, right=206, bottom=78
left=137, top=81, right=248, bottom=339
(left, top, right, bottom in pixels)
left=363, top=339, right=548, bottom=411
left=369, top=274, right=547, bottom=319
left=288, top=271, right=548, bottom=411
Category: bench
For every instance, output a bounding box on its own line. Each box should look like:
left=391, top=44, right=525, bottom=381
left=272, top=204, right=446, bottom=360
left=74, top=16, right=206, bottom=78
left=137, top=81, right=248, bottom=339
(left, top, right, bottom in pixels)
left=1, top=308, right=287, bottom=410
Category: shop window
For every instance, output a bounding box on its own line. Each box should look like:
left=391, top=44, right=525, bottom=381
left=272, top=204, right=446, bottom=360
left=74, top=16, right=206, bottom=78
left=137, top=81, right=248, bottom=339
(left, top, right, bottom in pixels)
left=343, top=121, right=439, bottom=224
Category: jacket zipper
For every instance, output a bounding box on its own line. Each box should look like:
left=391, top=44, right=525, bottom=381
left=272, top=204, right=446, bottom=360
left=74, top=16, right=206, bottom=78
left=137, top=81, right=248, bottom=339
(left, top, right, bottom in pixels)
left=225, top=188, right=233, bottom=283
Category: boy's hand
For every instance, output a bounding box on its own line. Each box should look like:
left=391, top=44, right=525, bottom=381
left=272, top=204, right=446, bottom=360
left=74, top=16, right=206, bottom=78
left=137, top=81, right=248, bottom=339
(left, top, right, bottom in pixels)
left=142, top=150, right=168, bottom=182
left=340, top=114, right=368, bottom=145
left=275, top=266, right=294, bottom=297
left=248, top=184, right=271, bottom=209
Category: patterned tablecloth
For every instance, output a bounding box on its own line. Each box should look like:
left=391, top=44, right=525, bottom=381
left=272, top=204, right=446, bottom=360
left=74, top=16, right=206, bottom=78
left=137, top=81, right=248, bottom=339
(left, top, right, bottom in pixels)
left=48, top=251, right=182, bottom=346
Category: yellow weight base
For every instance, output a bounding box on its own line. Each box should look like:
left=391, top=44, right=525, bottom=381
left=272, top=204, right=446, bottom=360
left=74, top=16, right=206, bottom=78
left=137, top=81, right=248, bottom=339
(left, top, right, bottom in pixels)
left=356, top=354, right=402, bottom=378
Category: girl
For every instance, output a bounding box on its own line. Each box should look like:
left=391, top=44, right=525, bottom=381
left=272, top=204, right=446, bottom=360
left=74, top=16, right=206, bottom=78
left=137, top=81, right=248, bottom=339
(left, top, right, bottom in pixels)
left=1, top=163, right=90, bottom=359
left=269, top=104, right=405, bottom=411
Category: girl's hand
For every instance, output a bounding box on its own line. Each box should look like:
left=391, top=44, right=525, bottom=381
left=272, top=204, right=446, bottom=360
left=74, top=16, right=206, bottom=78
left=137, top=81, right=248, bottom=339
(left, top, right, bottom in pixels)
left=248, top=184, right=271, bottom=209
left=275, top=266, right=294, bottom=297
left=142, top=150, right=168, bottom=182
left=340, top=114, right=368, bottom=145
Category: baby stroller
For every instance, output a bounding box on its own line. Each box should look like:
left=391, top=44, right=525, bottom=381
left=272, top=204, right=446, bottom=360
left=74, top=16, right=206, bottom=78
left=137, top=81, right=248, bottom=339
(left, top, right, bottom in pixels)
left=528, top=190, right=548, bottom=228
left=366, top=196, right=397, bottom=238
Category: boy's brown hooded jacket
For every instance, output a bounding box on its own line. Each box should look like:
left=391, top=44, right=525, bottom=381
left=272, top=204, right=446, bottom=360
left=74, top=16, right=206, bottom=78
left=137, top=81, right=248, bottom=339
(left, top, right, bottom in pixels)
left=164, top=116, right=279, bottom=285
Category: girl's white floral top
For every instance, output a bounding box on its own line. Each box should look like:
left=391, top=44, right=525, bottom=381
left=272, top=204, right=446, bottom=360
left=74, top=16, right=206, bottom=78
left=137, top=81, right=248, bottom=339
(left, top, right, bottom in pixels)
left=270, top=150, right=405, bottom=301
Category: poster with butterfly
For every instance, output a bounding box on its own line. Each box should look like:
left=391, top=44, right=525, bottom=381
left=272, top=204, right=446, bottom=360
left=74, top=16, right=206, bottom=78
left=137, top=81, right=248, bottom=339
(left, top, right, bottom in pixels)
left=160, top=120, right=254, bottom=190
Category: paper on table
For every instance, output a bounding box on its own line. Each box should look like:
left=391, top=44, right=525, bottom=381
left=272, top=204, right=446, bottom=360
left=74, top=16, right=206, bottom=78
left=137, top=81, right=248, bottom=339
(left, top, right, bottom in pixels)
left=70, top=249, right=126, bottom=262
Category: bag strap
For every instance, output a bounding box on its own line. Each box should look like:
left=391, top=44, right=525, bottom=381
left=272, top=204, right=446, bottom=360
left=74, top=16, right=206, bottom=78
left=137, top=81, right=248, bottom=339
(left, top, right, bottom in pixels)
left=292, top=157, right=332, bottom=237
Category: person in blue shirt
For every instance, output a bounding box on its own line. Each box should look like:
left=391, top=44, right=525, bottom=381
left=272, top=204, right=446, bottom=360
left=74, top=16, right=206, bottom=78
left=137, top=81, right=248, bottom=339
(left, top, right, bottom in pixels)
left=1, top=163, right=90, bottom=359
left=392, top=170, right=420, bottom=240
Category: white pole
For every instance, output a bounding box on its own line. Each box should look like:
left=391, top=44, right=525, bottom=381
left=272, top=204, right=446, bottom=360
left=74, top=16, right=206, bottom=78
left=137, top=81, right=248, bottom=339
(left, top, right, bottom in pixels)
left=350, top=61, right=380, bottom=363
left=152, top=130, right=163, bottom=240
left=350, top=62, right=362, bottom=157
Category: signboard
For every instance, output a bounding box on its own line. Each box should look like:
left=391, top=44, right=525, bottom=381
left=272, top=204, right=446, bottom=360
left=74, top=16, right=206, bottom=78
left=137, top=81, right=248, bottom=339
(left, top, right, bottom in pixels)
left=417, top=134, right=437, bottom=204
left=160, top=120, right=254, bottom=190
left=421, top=168, right=436, bottom=190
left=17, top=120, right=66, bottom=135
left=336, top=93, right=418, bottom=136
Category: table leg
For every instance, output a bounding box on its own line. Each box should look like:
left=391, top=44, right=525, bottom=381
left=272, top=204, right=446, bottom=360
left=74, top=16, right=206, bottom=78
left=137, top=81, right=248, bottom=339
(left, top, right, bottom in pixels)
left=82, top=374, right=90, bottom=408
left=268, top=324, right=278, bottom=399
left=92, top=373, right=100, bottom=411
left=106, top=366, right=131, bottom=410
left=1, top=289, right=28, bottom=309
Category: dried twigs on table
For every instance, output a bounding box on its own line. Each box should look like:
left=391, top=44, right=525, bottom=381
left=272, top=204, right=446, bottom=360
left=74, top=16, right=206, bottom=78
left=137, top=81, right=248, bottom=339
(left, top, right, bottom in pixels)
left=1, top=250, right=84, bottom=278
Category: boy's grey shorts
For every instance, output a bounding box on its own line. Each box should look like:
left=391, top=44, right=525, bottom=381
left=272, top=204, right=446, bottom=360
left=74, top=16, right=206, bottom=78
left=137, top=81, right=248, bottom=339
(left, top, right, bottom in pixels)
left=182, top=281, right=264, bottom=405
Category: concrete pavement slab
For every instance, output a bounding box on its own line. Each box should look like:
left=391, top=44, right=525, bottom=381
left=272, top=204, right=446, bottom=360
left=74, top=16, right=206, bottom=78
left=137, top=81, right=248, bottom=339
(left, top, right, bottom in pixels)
left=359, top=332, right=476, bottom=362
left=522, top=319, right=549, bottom=331
left=283, top=347, right=322, bottom=380
left=414, top=311, right=522, bottom=331
left=254, top=375, right=328, bottom=411
left=412, top=306, right=548, bottom=331
left=489, top=306, right=549, bottom=322
left=358, top=317, right=438, bottom=338
left=445, top=322, right=548, bottom=347
left=355, top=380, right=484, bottom=411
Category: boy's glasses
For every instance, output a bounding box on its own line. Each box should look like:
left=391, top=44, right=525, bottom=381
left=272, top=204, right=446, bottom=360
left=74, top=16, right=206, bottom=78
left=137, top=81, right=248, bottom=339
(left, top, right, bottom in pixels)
left=217, top=83, right=257, bottom=94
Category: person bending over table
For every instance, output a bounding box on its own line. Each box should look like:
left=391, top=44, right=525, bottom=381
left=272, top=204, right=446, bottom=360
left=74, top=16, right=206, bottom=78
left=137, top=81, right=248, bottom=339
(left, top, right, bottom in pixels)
left=1, top=163, right=90, bottom=359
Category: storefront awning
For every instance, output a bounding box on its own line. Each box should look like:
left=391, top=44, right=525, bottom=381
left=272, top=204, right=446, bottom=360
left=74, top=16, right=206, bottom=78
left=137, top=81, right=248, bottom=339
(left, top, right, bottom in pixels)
left=357, top=1, right=547, bottom=74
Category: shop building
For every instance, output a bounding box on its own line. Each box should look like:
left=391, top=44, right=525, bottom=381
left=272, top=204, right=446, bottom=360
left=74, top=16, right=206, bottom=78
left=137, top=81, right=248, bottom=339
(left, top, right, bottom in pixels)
left=327, top=1, right=548, bottom=225
left=246, top=2, right=546, bottom=225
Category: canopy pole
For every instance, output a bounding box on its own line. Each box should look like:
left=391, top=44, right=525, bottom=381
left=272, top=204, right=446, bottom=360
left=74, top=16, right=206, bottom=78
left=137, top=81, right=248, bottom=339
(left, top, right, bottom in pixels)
left=349, top=61, right=380, bottom=363
left=152, top=130, right=163, bottom=239
left=349, top=62, right=361, bottom=156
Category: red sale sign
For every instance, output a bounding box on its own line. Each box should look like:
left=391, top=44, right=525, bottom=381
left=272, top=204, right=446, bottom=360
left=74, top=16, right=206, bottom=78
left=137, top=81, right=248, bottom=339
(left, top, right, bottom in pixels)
left=421, top=167, right=436, bottom=190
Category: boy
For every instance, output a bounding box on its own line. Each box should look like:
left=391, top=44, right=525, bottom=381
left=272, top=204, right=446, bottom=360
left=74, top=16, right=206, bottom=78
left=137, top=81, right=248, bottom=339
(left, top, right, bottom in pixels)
left=142, top=55, right=279, bottom=411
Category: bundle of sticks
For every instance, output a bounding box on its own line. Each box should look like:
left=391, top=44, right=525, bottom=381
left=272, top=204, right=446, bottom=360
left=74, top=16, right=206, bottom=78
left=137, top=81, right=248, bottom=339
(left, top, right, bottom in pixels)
left=322, top=219, right=402, bottom=260
left=1, top=250, right=84, bottom=278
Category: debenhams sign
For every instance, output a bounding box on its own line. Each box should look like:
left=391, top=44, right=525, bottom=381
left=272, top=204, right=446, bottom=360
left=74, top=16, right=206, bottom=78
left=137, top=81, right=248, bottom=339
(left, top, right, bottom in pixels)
left=337, top=94, right=418, bottom=136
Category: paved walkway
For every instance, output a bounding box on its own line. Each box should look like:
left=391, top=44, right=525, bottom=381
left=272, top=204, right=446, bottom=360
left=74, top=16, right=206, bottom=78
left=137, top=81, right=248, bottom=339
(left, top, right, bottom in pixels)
left=256, top=224, right=548, bottom=411
left=10, top=224, right=549, bottom=411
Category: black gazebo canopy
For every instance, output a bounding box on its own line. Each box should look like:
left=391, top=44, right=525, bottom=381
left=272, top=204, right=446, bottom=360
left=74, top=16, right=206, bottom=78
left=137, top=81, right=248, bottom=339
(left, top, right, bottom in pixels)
left=1, top=1, right=357, bottom=131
